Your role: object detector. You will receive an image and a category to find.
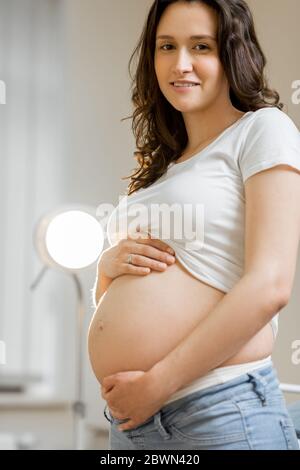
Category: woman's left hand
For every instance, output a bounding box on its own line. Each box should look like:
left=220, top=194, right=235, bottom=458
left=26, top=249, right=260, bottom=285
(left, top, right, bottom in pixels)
left=100, top=368, right=172, bottom=431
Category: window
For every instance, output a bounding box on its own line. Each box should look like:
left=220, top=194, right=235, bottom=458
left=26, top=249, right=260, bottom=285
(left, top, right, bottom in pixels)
left=0, top=0, right=68, bottom=395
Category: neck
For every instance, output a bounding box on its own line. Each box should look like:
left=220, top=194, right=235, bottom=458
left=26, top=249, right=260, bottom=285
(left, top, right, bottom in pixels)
left=182, top=107, right=245, bottom=156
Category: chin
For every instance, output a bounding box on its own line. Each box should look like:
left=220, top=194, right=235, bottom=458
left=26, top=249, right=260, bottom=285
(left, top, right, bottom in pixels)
left=173, top=102, right=207, bottom=113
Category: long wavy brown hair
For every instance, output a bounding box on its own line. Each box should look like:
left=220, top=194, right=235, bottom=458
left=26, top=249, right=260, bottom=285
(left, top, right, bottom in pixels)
left=121, top=0, right=285, bottom=196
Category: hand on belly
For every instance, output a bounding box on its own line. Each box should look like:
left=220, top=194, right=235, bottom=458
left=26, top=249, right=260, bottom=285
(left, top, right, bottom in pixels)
left=88, top=259, right=274, bottom=384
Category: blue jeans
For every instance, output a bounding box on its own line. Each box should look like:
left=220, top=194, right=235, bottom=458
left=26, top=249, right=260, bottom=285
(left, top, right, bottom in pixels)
left=103, top=363, right=300, bottom=450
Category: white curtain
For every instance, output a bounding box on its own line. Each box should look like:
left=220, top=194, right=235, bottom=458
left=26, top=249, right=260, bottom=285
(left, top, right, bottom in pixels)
left=0, top=0, right=70, bottom=393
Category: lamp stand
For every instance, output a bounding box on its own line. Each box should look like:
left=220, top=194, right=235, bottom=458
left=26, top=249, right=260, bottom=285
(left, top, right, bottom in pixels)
left=72, top=273, right=86, bottom=450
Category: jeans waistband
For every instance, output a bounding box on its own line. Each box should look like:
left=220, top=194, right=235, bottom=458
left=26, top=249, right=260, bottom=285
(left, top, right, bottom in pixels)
left=160, top=361, right=278, bottom=415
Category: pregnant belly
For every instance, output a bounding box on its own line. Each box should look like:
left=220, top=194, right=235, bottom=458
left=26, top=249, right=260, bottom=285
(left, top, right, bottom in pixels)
left=87, top=259, right=274, bottom=386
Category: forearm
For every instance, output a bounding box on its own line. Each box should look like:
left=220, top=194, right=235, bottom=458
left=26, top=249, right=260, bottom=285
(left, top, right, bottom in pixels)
left=150, top=273, right=286, bottom=395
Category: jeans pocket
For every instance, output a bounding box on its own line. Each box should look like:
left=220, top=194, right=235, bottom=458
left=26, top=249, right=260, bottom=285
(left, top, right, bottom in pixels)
left=279, top=418, right=300, bottom=450
left=104, top=404, right=114, bottom=424
left=236, top=400, right=300, bottom=450
left=167, top=400, right=247, bottom=447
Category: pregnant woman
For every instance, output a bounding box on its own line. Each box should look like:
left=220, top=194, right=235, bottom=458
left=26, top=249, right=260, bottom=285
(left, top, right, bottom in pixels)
left=88, top=0, right=300, bottom=450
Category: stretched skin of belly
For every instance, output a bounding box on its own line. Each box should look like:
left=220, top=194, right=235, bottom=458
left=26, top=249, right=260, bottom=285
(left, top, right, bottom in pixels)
left=87, top=259, right=274, bottom=387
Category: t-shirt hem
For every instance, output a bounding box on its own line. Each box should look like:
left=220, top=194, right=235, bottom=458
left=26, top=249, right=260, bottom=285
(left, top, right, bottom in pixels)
left=242, top=158, right=300, bottom=183
left=173, top=251, right=231, bottom=293
left=163, top=355, right=273, bottom=407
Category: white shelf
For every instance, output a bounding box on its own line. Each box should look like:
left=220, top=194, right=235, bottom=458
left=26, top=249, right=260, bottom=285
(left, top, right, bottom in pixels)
left=280, top=383, right=300, bottom=394
left=0, top=384, right=70, bottom=409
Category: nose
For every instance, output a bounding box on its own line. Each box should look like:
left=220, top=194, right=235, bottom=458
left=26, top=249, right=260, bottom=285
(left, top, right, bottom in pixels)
left=172, top=48, right=193, bottom=74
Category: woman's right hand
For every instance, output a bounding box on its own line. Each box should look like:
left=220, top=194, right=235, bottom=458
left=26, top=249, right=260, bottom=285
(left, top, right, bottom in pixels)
left=98, top=231, right=176, bottom=280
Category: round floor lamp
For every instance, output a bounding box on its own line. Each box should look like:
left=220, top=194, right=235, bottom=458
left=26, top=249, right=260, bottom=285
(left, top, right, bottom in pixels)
left=30, top=204, right=104, bottom=449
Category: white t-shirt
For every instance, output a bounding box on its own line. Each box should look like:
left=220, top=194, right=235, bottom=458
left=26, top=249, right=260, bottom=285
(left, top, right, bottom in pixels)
left=107, top=107, right=300, bottom=339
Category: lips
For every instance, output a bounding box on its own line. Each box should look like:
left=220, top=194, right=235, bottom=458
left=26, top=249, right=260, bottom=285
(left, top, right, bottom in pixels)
left=171, top=81, right=200, bottom=85
left=171, top=83, right=200, bottom=89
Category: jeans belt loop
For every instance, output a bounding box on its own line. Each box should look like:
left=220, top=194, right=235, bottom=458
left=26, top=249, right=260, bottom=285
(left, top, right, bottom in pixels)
left=248, top=371, right=267, bottom=406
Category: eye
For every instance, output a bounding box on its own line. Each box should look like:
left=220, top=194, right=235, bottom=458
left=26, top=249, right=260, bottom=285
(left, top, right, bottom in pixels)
left=195, top=44, right=209, bottom=51
left=159, top=44, right=209, bottom=51
left=159, top=44, right=173, bottom=51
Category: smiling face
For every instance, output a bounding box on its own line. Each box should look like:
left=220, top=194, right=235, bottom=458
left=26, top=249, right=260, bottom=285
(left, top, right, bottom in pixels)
left=154, top=1, right=230, bottom=114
